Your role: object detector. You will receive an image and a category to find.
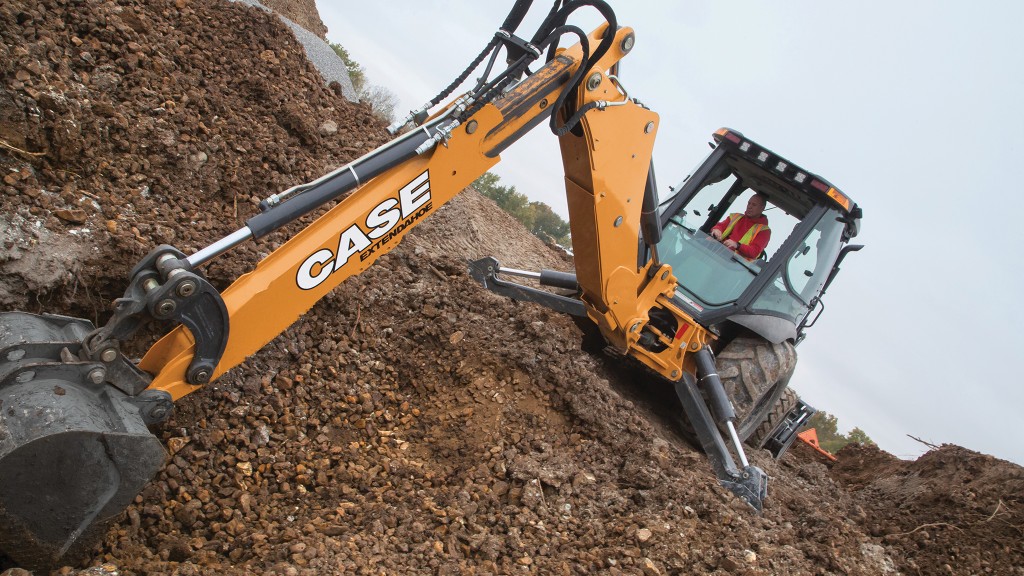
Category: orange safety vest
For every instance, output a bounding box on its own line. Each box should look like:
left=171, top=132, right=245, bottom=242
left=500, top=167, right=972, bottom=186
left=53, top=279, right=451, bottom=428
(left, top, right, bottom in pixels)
left=721, top=213, right=769, bottom=246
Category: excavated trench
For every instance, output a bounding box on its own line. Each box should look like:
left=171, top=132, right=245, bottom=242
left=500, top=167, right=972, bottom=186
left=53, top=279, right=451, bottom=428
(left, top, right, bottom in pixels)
left=1, top=1, right=1022, bottom=574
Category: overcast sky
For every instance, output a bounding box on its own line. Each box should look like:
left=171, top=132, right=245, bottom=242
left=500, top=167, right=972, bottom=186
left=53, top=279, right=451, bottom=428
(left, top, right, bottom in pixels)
left=317, top=1, right=1024, bottom=466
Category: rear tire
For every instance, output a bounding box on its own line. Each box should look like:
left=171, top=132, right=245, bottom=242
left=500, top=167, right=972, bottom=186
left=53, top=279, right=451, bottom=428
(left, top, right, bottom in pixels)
left=715, top=336, right=797, bottom=441
left=747, top=386, right=799, bottom=448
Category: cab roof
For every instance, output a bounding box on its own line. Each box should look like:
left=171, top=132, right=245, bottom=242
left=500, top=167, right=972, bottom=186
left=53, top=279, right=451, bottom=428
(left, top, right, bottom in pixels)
left=712, top=128, right=858, bottom=219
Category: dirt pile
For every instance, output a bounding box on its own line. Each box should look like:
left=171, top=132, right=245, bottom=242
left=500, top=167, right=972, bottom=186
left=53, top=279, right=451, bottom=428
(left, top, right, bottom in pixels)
left=831, top=443, right=1024, bottom=575
left=1, top=1, right=1022, bottom=575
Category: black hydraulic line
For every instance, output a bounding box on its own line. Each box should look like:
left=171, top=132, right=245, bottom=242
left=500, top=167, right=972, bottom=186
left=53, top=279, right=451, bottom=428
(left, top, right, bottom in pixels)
left=458, top=49, right=540, bottom=121
left=537, top=1, right=618, bottom=137
left=431, top=39, right=501, bottom=110
left=532, top=0, right=566, bottom=45
left=501, top=0, right=535, bottom=33
left=428, top=0, right=543, bottom=114
left=472, top=42, right=505, bottom=93
left=553, top=99, right=600, bottom=136
left=459, top=72, right=520, bottom=122
left=540, top=0, right=617, bottom=66
left=428, top=0, right=532, bottom=110
left=540, top=25, right=590, bottom=135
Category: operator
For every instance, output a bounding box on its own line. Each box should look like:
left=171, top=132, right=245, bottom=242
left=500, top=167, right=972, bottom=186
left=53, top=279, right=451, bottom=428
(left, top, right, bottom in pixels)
left=710, top=193, right=771, bottom=260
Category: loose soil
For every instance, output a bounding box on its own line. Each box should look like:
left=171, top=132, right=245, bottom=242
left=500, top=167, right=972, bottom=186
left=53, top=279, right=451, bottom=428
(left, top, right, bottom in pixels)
left=1, top=1, right=1021, bottom=575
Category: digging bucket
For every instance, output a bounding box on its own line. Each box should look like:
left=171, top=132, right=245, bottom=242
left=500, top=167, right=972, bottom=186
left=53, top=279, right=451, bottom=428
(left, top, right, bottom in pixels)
left=0, top=312, right=166, bottom=571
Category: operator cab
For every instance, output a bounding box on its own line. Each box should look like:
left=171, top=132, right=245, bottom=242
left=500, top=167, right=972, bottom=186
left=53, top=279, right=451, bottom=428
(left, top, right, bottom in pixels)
left=656, top=128, right=862, bottom=344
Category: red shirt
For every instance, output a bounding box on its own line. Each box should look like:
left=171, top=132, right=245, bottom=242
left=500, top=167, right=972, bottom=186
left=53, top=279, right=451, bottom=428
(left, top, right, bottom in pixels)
left=712, top=213, right=771, bottom=259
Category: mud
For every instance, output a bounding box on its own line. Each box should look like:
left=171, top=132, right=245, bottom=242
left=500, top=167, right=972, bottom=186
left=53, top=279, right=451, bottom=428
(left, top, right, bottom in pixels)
left=1, top=1, right=1021, bottom=575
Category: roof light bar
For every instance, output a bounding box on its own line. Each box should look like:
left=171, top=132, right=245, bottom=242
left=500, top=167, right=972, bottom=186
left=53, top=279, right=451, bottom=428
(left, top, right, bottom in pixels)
left=827, top=188, right=852, bottom=211
left=714, top=128, right=742, bottom=144
left=811, top=179, right=852, bottom=211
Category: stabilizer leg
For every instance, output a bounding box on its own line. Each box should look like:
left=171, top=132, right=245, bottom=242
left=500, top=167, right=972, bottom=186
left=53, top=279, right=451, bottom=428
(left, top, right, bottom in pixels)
left=468, top=256, right=587, bottom=317
left=673, top=370, right=768, bottom=511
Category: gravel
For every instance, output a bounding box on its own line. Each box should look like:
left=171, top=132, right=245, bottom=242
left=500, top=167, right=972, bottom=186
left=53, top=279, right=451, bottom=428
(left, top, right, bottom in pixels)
left=229, top=0, right=357, bottom=101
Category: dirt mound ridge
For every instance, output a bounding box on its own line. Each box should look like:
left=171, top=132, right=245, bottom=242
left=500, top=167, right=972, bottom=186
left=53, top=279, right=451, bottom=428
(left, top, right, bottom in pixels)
left=2, top=1, right=1023, bottom=575
left=832, top=443, right=1024, bottom=575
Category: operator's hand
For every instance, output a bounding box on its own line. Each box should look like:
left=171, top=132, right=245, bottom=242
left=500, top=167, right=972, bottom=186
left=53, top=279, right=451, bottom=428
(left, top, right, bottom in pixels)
left=711, top=229, right=722, bottom=240
left=724, top=239, right=739, bottom=250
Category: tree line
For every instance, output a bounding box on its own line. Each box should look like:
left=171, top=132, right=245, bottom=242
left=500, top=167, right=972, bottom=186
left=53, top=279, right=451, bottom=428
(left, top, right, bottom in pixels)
left=472, top=172, right=571, bottom=247
left=329, top=42, right=398, bottom=124
left=805, top=410, right=875, bottom=454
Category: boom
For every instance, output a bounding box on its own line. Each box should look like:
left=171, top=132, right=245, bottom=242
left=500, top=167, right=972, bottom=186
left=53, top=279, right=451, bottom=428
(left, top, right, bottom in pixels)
left=139, top=23, right=650, bottom=402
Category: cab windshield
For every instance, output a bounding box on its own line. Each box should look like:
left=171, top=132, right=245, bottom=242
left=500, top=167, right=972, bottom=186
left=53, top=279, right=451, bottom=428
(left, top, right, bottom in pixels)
left=657, top=167, right=799, bottom=308
left=658, top=220, right=760, bottom=306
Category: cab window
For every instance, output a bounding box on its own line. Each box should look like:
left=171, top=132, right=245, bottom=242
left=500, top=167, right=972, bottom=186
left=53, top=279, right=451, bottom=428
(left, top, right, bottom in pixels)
left=751, top=209, right=846, bottom=322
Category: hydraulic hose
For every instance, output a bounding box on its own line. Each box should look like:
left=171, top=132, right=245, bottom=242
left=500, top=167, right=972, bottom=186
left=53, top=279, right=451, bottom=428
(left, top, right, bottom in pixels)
left=501, top=0, right=535, bottom=33
left=540, top=0, right=617, bottom=65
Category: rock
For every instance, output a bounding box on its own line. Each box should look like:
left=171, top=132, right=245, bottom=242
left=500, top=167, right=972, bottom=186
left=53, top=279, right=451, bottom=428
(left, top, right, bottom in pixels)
left=640, top=558, right=661, bottom=576
left=55, top=208, right=88, bottom=223
left=636, top=528, right=652, bottom=543
left=520, top=479, right=544, bottom=509
left=572, top=471, right=596, bottom=487
left=167, top=436, right=190, bottom=455
left=318, top=120, right=338, bottom=136
left=719, top=556, right=743, bottom=573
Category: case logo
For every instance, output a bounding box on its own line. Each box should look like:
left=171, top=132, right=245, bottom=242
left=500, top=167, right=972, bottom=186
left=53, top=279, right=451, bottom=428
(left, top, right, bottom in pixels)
left=297, top=170, right=432, bottom=290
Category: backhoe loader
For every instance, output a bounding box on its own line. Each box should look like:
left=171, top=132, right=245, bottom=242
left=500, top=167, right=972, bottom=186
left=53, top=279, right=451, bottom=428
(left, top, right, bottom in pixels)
left=0, top=0, right=861, bottom=570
